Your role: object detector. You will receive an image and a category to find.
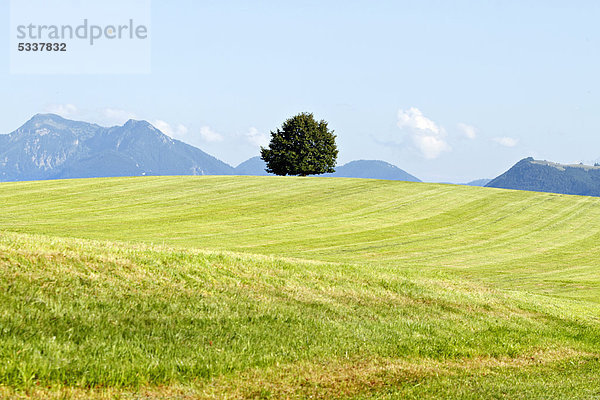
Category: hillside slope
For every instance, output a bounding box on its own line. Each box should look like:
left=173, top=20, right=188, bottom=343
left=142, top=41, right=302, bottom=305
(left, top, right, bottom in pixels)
left=1, top=176, right=600, bottom=398
left=0, top=231, right=599, bottom=399
left=1, top=176, right=599, bottom=303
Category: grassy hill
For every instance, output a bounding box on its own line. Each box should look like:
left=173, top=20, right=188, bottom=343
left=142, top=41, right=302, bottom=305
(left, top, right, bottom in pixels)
left=1, top=176, right=599, bottom=398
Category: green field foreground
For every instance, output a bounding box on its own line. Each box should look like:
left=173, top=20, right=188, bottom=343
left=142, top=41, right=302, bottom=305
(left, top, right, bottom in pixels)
left=0, top=176, right=599, bottom=399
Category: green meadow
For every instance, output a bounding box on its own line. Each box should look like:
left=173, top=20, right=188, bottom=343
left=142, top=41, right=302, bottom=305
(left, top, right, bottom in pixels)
left=0, top=176, right=599, bottom=399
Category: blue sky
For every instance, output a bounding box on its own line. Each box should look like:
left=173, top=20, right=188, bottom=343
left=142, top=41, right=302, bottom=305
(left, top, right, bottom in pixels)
left=2, top=0, right=600, bottom=182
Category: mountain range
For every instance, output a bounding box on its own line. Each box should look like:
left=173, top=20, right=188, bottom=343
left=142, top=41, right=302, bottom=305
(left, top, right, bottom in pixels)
left=0, top=114, right=420, bottom=183
left=4, top=115, right=600, bottom=197
left=0, top=114, right=234, bottom=181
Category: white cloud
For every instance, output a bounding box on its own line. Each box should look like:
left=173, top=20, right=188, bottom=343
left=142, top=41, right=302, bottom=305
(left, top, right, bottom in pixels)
left=44, top=104, right=79, bottom=119
left=155, top=122, right=224, bottom=143
left=493, top=136, right=519, bottom=147
left=153, top=120, right=189, bottom=139
left=413, top=135, right=451, bottom=160
left=176, top=124, right=188, bottom=136
left=397, top=107, right=450, bottom=159
left=398, top=107, right=442, bottom=133
left=199, top=126, right=224, bottom=143
left=245, top=127, right=270, bottom=147
left=457, top=123, right=477, bottom=139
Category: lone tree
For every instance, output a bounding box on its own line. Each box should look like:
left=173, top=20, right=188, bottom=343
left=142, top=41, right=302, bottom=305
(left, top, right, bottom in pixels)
left=260, top=113, right=338, bottom=176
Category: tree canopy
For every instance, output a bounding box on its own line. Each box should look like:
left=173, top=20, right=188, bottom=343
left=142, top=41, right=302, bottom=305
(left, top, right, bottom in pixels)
left=260, top=113, right=338, bottom=176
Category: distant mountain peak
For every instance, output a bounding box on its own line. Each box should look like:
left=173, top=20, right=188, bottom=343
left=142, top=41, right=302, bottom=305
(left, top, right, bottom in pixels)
left=30, top=113, right=66, bottom=121
left=486, top=157, right=600, bottom=196
left=23, top=113, right=69, bottom=128
left=124, top=119, right=154, bottom=128
left=118, top=119, right=173, bottom=146
left=326, top=160, right=421, bottom=182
